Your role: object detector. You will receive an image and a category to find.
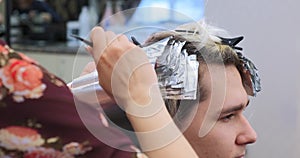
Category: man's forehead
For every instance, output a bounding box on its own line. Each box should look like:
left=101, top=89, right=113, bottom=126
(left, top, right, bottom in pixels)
left=199, top=65, right=249, bottom=109
left=199, top=65, right=243, bottom=93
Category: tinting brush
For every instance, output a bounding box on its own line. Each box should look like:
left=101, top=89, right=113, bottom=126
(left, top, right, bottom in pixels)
left=70, top=34, right=93, bottom=47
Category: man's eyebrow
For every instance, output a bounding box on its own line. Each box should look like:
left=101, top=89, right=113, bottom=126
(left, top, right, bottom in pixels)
left=221, top=100, right=250, bottom=114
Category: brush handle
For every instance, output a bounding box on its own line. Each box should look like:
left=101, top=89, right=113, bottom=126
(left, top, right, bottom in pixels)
left=68, top=70, right=98, bottom=88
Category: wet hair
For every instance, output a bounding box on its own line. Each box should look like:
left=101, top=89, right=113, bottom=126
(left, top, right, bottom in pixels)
left=144, top=21, right=244, bottom=118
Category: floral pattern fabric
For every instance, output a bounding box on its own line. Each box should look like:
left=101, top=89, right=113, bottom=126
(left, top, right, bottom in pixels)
left=0, top=43, right=143, bottom=158
left=0, top=44, right=63, bottom=104
left=0, top=126, right=91, bottom=158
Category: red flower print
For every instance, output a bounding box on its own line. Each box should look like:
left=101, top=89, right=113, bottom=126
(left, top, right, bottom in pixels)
left=0, top=126, right=45, bottom=151
left=25, top=147, right=74, bottom=158
left=0, top=59, right=46, bottom=102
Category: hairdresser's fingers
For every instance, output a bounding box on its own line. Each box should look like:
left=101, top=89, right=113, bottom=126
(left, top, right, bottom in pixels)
left=102, top=34, right=137, bottom=65
left=97, top=34, right=138, bottom=99
left=115, top=34, right=137, bottom=53
left=105, top=31, right=117, bottom=46
left=117, top=34, right=130, bottom=42
left=85, top=46, right=92, bottom=55
left=90, top=27, right=106, bottom=63
left=81, top=62, right=96, bottom=76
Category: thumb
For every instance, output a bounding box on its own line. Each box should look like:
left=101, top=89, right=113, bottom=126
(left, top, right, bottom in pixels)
left=90, top=27, right=107, bottom=64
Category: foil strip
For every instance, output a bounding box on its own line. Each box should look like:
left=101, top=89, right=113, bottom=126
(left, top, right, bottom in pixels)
left=237, top=52, right=261, bottom=96
left=142, top=37, right=199, bottom=100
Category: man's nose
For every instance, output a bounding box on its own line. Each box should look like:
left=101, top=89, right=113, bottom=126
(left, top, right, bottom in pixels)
left=235, top=116, right=257, bottom=145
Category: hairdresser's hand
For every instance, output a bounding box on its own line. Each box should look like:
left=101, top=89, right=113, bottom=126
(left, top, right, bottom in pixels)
left=80, top=62, right=96, bottom=76
left=89, top=27, right=198, bottom=158
left=89, top=27, right=160, bottom=109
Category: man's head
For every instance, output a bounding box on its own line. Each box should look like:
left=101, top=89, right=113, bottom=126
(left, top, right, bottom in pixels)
left=143, top=21, right=260, bottom=157
left=184, top=64, right=257, bottom=158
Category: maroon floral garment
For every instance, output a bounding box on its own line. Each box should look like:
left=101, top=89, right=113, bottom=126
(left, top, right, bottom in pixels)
left=0, top=43, right=137, bottom=158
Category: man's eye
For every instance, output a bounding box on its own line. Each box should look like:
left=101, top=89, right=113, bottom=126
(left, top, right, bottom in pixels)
left=221, top=114, right=235, bottom=122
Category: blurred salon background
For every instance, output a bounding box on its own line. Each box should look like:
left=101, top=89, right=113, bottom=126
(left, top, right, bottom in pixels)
left=0, top=0, right=204, bottom=82
left=0, top=0, right=299, bottom=157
